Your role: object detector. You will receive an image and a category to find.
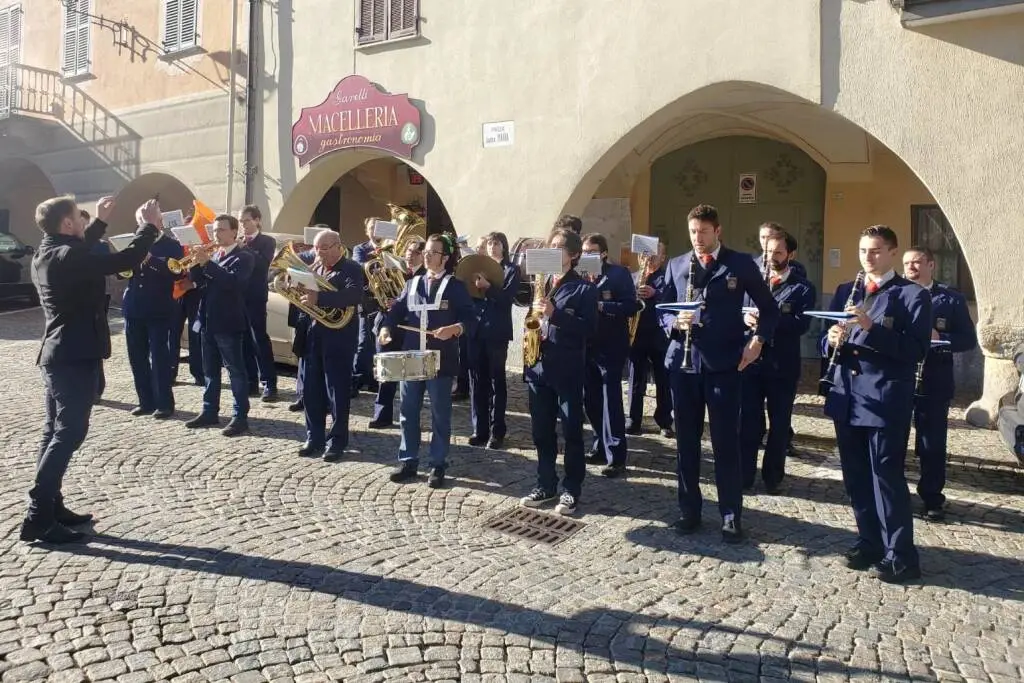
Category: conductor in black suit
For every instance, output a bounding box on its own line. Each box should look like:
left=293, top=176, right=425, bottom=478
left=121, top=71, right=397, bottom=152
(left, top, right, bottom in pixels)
left=23, top=195, right=161, bottom=544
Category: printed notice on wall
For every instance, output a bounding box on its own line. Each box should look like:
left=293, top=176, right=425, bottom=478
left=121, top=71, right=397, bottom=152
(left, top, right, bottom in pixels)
left=483, top=121, right=515, bottom=148
left=738, top=173, right=757, bottom=204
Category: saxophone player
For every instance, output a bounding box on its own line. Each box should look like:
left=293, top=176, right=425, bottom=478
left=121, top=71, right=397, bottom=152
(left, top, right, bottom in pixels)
left=520, top=228, right=598, bottom=516
left=822, top=226, right=931, bottom=583
left=626, top=242, right=673, bottom=438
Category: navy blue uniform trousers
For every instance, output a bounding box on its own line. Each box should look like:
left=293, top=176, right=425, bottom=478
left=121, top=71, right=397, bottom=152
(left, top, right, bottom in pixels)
left=468, top=341, right=509, bottom=440
left=739, top=370, right=798, bottom=489
left=913, top=395, right=951, bottom=509
left=584, top=356, right=628, bottom=466
left=303, top=334, right=354, bottom=451
left=244, top=302, right=278, bottom=391
left=627, top=337, right=672, bottom=430
left=125, top=316, right=174, bottom=411
left=528, top=379, right=586, bottom=498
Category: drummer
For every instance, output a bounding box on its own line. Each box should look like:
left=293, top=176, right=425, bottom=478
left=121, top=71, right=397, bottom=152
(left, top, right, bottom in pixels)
left=378, top=234, right=475, bottom=488
left=467, top=232, right=520, bottom=449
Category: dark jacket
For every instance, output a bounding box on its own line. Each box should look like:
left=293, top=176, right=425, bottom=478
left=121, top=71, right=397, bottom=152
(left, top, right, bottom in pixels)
left=292, top=257, right=365, bottom=356
left=633, top=265, right=668, bottom=347
left=472, top=261, right=520, bottom=343
left=384, top=272, right=476, bottom=377
left=752, top=253, right=807, bottom=280
left=524, top=269, right=598, bottom=394
left=822, top=274, right=932, bottom=427
left=660, top=246, right=780, bottom=373
left=122, top=236, right=185, bottom=320
left=33, top=219, right=159, bottom=365
left=918, top=281, right=977, bottom=402
left=190, top=246, right=254, bottom=335
left=352, top=240, right=377, bottom=265
left=588, top=261, right=640, bottom=363
left=242, top=232, right=277, bottom=307
left=744, top=271, right=816, bottom=380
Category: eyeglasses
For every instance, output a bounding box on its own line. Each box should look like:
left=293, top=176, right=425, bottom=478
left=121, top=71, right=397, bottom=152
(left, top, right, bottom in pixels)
left=424, top=250, right=445, bottom=257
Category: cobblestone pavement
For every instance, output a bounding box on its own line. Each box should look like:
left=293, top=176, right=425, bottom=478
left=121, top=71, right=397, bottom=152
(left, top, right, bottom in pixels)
left=0, top=308, right=1021, bottom=683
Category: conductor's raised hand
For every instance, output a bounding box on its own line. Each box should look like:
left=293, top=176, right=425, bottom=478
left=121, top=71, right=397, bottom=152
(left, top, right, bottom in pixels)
left=139, top=199, right=162, bottom=227
left=378, top=327, right=393, bottom=347
left=95, top=196, right=116, bottom=223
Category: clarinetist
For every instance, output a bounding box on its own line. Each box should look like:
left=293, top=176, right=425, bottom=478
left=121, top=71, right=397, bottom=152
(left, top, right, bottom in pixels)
left=659, top=204, right=779, bottom=544
left=822, top=226, right=931, bottom=584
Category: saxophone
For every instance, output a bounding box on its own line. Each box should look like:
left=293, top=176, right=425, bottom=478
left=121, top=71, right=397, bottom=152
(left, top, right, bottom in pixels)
left=627, top=252, right=651, bottom=346
left=522, top=274, right=548, bottom=368
left=818, top=270, right=865, bottom=393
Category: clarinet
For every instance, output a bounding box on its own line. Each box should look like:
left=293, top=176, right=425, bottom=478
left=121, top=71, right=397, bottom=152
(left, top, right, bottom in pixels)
left=818, top=270, right=865, bottom=393
left=680, top=252, right=700, bottom=371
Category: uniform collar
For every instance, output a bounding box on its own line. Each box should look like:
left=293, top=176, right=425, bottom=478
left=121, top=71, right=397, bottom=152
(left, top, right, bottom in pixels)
left=219, top=243, right=238, bottom=256
left=866, top=269, right=895, bottom=287
left=772, top=267, right=791, bottom=284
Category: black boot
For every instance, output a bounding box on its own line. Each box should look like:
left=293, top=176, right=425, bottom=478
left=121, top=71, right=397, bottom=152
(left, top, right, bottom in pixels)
left=20, top=519, right=85, bottom=544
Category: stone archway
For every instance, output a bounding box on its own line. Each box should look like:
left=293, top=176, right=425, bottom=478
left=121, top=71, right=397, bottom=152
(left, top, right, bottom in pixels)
left=0, top=158, right=58, bottom=248
left=107, top=172, right=197, bottom=233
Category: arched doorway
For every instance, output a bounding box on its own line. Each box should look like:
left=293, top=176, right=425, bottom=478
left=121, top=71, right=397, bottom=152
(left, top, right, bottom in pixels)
left=108, top=172, right=196, bottom=233
left=0, top=158, right=58, bottom=247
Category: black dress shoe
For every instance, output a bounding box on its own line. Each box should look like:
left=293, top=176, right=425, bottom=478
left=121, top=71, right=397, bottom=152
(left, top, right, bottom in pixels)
left=130, top=407, right=154, bottom=417
left=487, top=436, right=504, bottom=449
left=844, top=545, right=883, bottom=571
left=322, top=449, right=344, bottom=463
left=600, top=464, right=626, bottom=478
left=428, top=467, right=445, bottom=488
left=624, top=425, right=641, bottom=436
left=389, top=463, right=419, bottom=483
left=185, top=414, right=219, bottom=429
left=288, top=400, right=304, bottom=412
left=923, top=506, right=946, bottom=522
left=56, top=506, right=93, bottom=526
left=673, top=515, right=701, bottom=535
left=368, top=418, right=393, bottom=429
left=660, top=428, right=675, bottom=439
left=261, top=388, right=278, bottom=403
left=467, top=435, right=488, bottom=447
left=298, top=442, right=324, bottom=457
left=248, top=385, right=261, bottom=397
left=870, top=559, right=921, bottom=584
left=451, top=390, right=469, bottom=402
left=721, top=516, right=744, bottom=544
left=20, top=520, right=85, bottom=544
left=586, top=448, right=605, bottom=465
left=152, top=408, right=174, bottom=420
left=763, top=482, right=782, bottom=495
left=221, top=418, right=249, bottom=437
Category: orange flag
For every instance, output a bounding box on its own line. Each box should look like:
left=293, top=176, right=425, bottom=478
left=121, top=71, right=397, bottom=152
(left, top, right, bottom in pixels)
left=172, top=199, right=216, bottom=299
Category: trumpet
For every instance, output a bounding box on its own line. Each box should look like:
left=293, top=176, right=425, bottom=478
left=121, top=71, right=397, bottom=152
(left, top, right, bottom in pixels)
left=523, top=274, right=548, bottom=368
left=819, top=270, right=865, bottom=393
left=167, top=243, right=217, bottom=275
left=628, top=252, right=651, bottom=346
left=269, top=242, right=354, bottom=329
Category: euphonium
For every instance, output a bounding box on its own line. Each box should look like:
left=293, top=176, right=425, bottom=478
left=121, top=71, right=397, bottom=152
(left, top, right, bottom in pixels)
left=522, top=274, right=547, bottom=368
left=362, top=203, right=427, bottom=308
left=818, top=270, right=865, bottom=393
left=628, top=252, right=652, bottom=346
left=167, top=243, right=217, bottom=275
left=268, top=242, right=355, bottom=330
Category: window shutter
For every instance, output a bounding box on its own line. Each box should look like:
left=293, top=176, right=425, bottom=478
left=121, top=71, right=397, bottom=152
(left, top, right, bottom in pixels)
left=164, top=0, right=181, bottom=50
left=0, top=8, right=12, bottom=117
left=357, top=0, right=386, bottom=45
left=62, top=0, right=89, bottom=76
left=180, top=0, right=199, bottom=49
left=388, top=0, right=419, bottom=39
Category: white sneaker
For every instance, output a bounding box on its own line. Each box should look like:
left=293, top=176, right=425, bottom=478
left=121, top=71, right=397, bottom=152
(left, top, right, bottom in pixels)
left=554, top=492, right=578, bottom=516
left=520, top=488, right=557, bottom=507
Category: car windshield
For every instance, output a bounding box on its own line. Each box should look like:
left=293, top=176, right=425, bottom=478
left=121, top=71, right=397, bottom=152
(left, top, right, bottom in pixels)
left=0, top=234, right=27, bottom=253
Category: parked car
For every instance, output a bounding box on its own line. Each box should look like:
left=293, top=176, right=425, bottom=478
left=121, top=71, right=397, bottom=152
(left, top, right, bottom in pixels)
left=996, top=342, right=1024, bottom=465
left=0, top=233, right=39, bottom=306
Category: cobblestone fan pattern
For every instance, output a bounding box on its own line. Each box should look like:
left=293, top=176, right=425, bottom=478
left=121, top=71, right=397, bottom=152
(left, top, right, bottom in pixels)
left=0, top=309, right=1021, bottom=683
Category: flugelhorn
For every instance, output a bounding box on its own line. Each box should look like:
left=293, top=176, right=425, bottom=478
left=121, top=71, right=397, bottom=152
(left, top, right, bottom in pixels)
left=167, top=243, right=217, bottom=274
left=268, top=242, right=354, bottom=329
left=818, top=270, right=865, bottom=393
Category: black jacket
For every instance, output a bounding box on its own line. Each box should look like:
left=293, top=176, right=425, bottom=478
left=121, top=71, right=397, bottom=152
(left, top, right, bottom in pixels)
left=32, top=219, right=159, bottom=366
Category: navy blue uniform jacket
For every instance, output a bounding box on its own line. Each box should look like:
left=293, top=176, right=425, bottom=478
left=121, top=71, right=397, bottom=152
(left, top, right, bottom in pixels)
left=633, top=265, right=668, bottom=343
left=473, top=261, right=521, bottom=343
left=191, top=247, right=254, bottom=335
left=822, top=275, right=932, bottom=427
left=352, top=240, right=377, bottom=265
left=752, top=253, right=807, bottom=280
left=33, top=220, right=159, bottom=365
left=660, top=246, right=780, bottom=373
left=524, top=269, right=599, bottom=393
left=590, top=262, right=640, bottom=362
left=122, top=236, right=185, bottom=320
left=920, top=282, right=977, bottom=402
left=384, top=273, right=476, bottom=378
left=242, top=232, right=277, bottom=307
left=745, top=272, right=816, bottom=379
left=292, top=257, right=365, bottom=355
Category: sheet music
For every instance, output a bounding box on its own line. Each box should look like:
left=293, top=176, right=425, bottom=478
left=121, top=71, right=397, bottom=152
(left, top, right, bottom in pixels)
left=630, top=234, right=659, bottom=255
left=372, top=220, right=399, bottom=241
left=524, top=248, right=564, bottom=275
left=161, top=210, right=185, bottom=229
left=303, top=226, right=330, bottom=245
left=107, top=233, right=136, bottom=253
left=287, top=267, right=320, bottom=292
left=577, top=254, right=603, bottom=276
left=171, top=225, right=203, bottom=246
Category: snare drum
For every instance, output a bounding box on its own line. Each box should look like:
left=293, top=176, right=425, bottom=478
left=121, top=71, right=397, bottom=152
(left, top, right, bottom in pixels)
left=374, top=350, right=440, bottom=382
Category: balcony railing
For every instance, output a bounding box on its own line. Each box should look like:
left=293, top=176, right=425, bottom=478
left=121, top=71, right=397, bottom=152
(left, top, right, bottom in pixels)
left=900, top=0, right=1024, bottom=26
left=0, top=63, right=140, bottom=179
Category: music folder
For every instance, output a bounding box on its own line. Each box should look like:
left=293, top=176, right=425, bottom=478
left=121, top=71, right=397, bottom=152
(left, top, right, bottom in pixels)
left=287, top=267, right=320, bottom=291
left=171, top=225, right=203, bottom=246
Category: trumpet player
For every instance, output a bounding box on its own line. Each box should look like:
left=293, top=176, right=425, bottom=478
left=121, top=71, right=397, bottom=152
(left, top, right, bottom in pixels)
left=122, top=207, right=184, bottom=419
left=822, top=226, right=931, bottom=583
left=738, top=232, right=815, bottom=494
left=185, top=215, right=254, bottom=437
left=660, top=204, right=779, bottom=543
left=295, top=230, right=365, bottom=460
left=520, top=228, right=597, bottom=516
left=626, top=242, right=673, bottom=439
left=902, top=246, right=977, bottom=522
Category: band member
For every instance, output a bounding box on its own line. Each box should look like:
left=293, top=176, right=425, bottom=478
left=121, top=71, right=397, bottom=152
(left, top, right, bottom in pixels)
left=379, top=234, right=474, bottom=488
left=520, top=228, right=598, bottom=515
left=739, top=232, right=815, bottom=493
left=352, top=217, right=383, bottom=395
left=186, top=215, right=255, bottom=436
left=823, top=226, right=931, bottom=583
left=626, top=242, right=673, bottom=438
left=294, top=230, right=365, bottom=460
left=553, top=214, right=583, bottom=236
left=239, top=205, right=279, bottom=402
left=24, top=196, right=160, bottom=544
left=755, top=221, right=807, bottom=279
left=582, top=233, right=639, bottom=477
left=902, top=246, right=977, bottom=521
left=370, top=238, right=426, bottom=428
left=287, top=229, right=323, bottom=413
left=467, top=231, right=520, bottom=449
left=661, top=204, right=779, bottom=542
left=122, top=209, right=184, bottom=419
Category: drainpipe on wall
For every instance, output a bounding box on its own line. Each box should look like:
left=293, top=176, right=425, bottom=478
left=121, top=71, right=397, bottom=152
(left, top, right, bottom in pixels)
left=225, top=0, right=240, bottom=212
left=243, top=0, right=260, bottom=205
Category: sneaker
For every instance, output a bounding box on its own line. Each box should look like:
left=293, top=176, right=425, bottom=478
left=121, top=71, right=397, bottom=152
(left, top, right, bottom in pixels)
left=923, top=506, right=946, bottom=522
left=554, top=492, right=578, bottom=516
left=870, top=558, right=921, bottom=584
left=389, top=463, right=418, bottom=483
left=221, top=418, right=249, bottom=437
left=288, top=400, right=304, bottom=412
left=673, top=515, right=701, bottom=535
left=467, top=435, right=488, bottom=447
left=486, top=436, right=504, bottom=449
left=520, top=488, right=557, bottom=508
left=721, top=514, right=744, bottom=544
left=660, top=428, right=675, bottom=439
left=130, top=406, right=154, bottom=417
left=261, top=388, right=278, bottom=403
left=185, top=414, right=219, bottom=429
left=844, top=545, right=883, bottom=571
left=600, top=464, right=626, bottom=478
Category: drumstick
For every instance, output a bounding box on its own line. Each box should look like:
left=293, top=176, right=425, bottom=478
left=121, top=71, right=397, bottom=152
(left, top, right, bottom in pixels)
left=397, top=324, right=439, bottom=337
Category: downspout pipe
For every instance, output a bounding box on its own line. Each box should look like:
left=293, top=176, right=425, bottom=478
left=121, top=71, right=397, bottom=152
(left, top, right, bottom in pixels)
left=226, top=0, right=240, bottom=212
left=243, top=0, right=260, bottom=205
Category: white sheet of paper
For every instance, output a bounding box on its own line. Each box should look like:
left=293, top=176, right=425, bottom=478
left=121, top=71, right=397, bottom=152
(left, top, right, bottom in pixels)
left=287, top=267, right=320, bottom=292
left=578, top=254, right=603, bottom=276
left=372, top=220, right=399, bottom=241
left=524, top=248, right=564, bottom=275
left=631, top=234, right=660, bottom=255
left=303, top=226, right=330, bottom=245
left=107, top=233, right=136, bottom=253
left=162, top=210, right=185, bottom=229
left=171, top=225, right=203, bottom=246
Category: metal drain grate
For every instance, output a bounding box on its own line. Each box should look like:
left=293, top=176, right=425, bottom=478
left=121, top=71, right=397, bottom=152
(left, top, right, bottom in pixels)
left=482, top=507, right=585, bottom=546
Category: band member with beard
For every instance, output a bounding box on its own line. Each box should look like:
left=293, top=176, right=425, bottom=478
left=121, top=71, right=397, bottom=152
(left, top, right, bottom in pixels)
left=581, top=233, right=640, bottom=478
left=901, top=245, right=977, bottom=522
left=520, top=228, right=598, bottom=516
left=626, top=242, right=673, bottom=438
left=369, top=238, right=426, bottom=429
left=755, top=221, right=807, bottom=279
left=661, top=204, right=779, bottom=543
left=738, top=232, right=815, bottom=494
left=467, top=231, right=520, bottom=449
left=379, top=234, right=474, bottom=488
left=823, top=226, right=931, bottom=583
left=239, top=205, right=279, bottom=402
left=294, top=230, right=365, bottom=460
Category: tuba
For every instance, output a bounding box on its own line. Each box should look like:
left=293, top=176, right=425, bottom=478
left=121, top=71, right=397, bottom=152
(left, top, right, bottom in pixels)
left=362, top=204, right=427, bottom=308
left=269, top=242, right=355, bottom=329
left=628, top=252, right=652, bottom=346
left=522, top=274, right=548, bottom=368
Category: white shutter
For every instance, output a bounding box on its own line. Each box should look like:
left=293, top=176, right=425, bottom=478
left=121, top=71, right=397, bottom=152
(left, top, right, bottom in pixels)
left=61, top=0, right=90, bottom=76
left=164, top=0, right=200, bottom=53
left=388, top=0, right=419, bottom=40
left=357, top=0, right=387, bottom=45
left=0, top=7, right=12, bottom=118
